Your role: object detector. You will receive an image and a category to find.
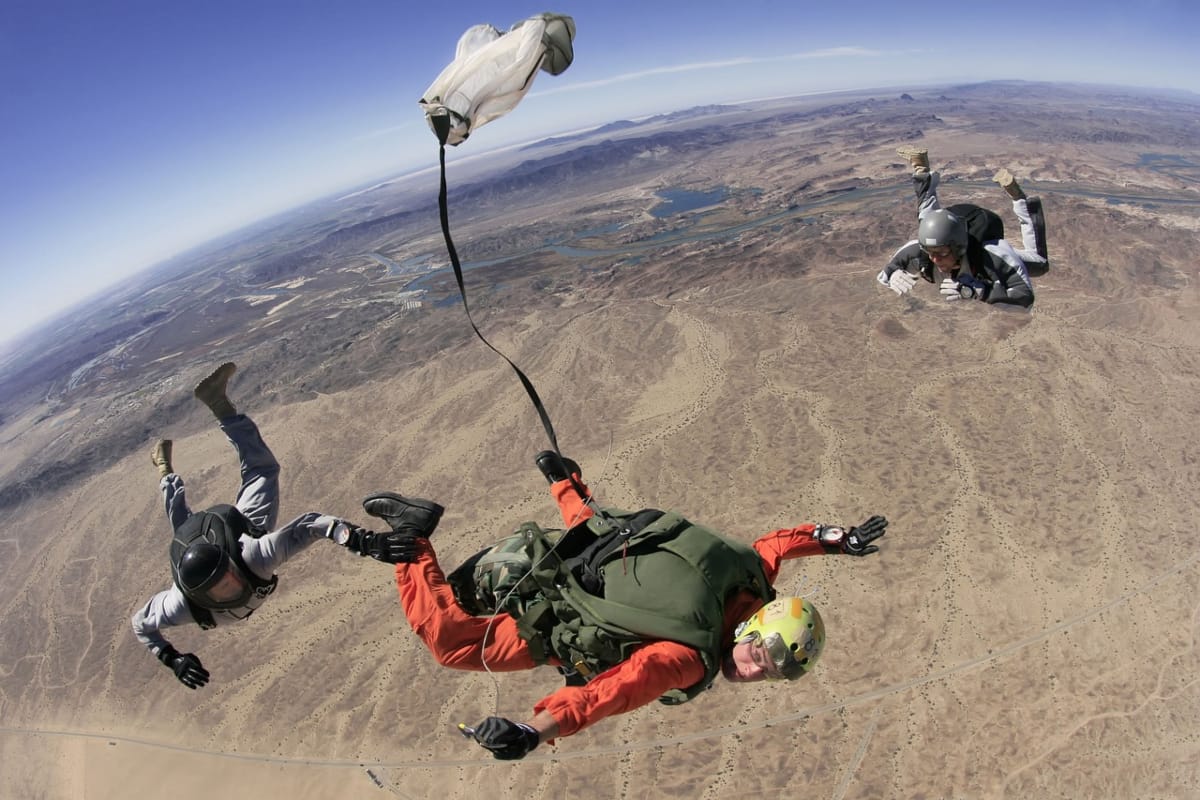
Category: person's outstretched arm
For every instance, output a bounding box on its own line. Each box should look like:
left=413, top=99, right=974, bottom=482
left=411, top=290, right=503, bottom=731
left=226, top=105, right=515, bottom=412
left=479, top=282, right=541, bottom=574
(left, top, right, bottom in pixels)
left=130, top=587, right=210, bottom=689
left=465, top=639, right=705, bottom=758
left=753, top=515, right=888, bottom=580
left=751, top=523, right=827, bottom=582
left=244, top=512, right=359, bottom=576
left=877, top=241, right=927, bottom=294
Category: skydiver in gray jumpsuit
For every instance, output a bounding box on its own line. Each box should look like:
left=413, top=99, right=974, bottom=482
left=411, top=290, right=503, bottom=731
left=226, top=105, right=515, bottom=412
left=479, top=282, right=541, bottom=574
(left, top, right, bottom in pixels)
left=877, top=148, right=1046, bottom=308
left=131, top=362, right=405, bottom=689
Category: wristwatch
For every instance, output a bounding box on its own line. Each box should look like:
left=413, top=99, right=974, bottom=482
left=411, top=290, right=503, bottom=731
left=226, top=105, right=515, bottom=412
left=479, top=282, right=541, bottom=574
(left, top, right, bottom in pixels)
left=332, top=521, right=352, bottom=546
left=813, top=524, right=846, bottom=548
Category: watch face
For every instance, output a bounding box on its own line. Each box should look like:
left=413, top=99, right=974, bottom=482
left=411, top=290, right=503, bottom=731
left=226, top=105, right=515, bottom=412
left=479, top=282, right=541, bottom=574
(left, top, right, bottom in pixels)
left=334, top=523, right=351, bottom=546
left=818, top=526, right=845, bottom=546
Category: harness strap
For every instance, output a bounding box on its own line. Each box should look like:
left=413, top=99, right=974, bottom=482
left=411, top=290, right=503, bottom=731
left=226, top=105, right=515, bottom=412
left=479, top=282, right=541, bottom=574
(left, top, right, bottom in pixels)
left=515, top=521, right=714, bottom=663
left=566, top=509, right=665, bottom=594
left=515, top=600, right=555, bottom=663
left=186, top=600, right=217, bottom=630
left=430, top=112, right=591, bottom=506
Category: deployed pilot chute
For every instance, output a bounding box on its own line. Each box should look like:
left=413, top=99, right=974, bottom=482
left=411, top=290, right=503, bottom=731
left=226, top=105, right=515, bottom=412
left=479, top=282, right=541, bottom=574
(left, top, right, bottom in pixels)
left=419, top=12, right=575, bottom=146
left=416, top=12, right=587, bottom=509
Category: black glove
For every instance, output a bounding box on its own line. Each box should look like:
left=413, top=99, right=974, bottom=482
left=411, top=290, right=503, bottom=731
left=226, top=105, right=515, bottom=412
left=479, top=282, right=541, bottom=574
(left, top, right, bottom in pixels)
left=341, top=525, right=369, bottom=554
left=158, top=645, right=210, bottom=689
left=845, top=515, right=888, bottom=556
left=348, top=529, right=421, bottom=564
left=470, top=716, right=540, bottom=760
left=814, top=515, right=887, bottom=556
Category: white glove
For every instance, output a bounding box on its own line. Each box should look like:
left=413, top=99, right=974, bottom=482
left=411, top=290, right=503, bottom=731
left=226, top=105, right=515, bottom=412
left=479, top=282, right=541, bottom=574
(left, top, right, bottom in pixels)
left=940, top=277, right=984, bottom=301
left=876, top=268, right=891, bottom=287
left=888, top=270, right=918, bottom=295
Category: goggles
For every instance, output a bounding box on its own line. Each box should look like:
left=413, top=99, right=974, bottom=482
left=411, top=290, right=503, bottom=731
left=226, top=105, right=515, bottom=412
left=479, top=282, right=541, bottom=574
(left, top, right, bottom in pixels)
left=735, top=596, right=825, bottom=681
left=759, top=632, right=809, bottom=680
left=921, top=245, right=956, bottom=259
left=201, top=567, right=251, bottom=606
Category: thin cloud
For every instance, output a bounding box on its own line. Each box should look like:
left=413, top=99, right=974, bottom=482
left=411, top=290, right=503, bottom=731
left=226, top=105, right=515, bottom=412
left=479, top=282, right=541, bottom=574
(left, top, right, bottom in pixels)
left=354, top=118, right=423, bottom=142
left=534, top=46, right=888, bottom=96
left=790, top=46, right=885, bottom=59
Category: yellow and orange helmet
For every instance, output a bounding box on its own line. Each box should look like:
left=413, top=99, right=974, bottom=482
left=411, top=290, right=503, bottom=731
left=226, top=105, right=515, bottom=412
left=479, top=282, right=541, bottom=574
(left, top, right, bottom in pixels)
left=735, top=597, right=825, bottom=680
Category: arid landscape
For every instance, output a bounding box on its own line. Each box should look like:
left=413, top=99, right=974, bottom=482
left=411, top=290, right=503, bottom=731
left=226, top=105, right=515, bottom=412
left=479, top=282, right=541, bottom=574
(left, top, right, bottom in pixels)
left=1, top=81, right=1198, bottom=798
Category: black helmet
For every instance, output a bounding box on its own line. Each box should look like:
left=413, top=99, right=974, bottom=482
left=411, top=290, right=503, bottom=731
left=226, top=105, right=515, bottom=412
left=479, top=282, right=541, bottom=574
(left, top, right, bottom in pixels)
left=917, top=209, right=968, bottom=260
left=170, top=506, right=255, bottom=610
left=177, top=541, right=252, bottom=609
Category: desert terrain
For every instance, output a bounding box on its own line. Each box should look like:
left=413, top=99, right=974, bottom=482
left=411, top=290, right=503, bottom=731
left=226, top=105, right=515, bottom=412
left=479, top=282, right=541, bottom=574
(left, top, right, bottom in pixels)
left=1, top=81, right=1198, bottom=798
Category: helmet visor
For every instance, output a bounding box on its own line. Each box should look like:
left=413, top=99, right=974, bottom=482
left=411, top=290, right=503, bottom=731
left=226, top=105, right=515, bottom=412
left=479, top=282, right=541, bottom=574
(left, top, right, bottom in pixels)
left=201, top=567, right=251, bottom=606
left=760, top=631, right=810, bottom=680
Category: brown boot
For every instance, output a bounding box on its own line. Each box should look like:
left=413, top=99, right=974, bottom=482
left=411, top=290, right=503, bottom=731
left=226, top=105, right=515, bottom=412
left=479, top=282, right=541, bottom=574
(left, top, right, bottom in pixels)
left=151, top=439, right=174, bottom=478
left=194, top=362, right=237, bottom=420
left=993, top=168, right=1026, bottom=200
left=897, top=146, right=930, bottom=174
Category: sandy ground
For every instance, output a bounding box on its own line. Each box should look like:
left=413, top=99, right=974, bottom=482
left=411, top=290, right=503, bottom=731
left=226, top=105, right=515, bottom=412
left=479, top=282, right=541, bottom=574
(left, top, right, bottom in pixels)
left=2, top=88, right=1199, bottom=799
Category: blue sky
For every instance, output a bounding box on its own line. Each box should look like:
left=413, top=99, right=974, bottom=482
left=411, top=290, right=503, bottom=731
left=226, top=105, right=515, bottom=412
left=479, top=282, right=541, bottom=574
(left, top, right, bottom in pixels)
left=2, top=0, right=1197, bottom=345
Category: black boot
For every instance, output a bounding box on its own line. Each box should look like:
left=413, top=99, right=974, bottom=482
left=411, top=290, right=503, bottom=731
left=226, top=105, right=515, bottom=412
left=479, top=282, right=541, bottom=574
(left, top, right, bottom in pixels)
left=534, top=450, right=581, bottom=484
left=361, top=492, right=444, bottom=537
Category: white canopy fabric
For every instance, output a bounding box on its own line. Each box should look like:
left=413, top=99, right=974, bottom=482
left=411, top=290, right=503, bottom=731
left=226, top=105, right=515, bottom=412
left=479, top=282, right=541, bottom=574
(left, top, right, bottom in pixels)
left=419, top=12, right=576, bottom=146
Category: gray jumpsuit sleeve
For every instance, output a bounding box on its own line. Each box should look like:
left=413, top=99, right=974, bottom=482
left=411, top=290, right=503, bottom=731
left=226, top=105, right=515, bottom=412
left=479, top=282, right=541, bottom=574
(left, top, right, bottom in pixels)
left=880, top=240, right=932, bottom=283
left=130, top=585, right=195, bottom=658
left=239, top=512, right=341, bottom=578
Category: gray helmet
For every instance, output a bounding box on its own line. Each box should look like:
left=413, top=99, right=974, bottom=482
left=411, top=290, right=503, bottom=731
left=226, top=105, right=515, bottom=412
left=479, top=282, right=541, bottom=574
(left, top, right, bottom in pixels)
left=918, top=209, right=968, bottom=259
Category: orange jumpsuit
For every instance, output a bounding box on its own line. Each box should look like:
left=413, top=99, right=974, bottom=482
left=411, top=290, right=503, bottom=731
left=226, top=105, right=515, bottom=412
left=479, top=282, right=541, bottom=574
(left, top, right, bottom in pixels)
left=393, top=479, right=828, bottom=738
